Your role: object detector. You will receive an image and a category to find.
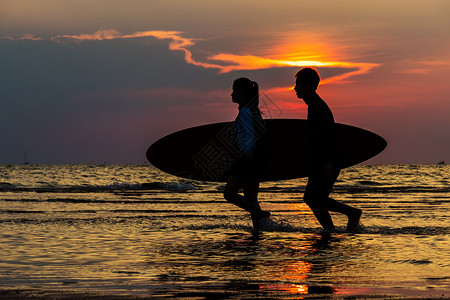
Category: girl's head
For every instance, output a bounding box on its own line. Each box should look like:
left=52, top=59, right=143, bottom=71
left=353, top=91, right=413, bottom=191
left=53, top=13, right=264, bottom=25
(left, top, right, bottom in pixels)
left=231, top=77, right=259, bottom=109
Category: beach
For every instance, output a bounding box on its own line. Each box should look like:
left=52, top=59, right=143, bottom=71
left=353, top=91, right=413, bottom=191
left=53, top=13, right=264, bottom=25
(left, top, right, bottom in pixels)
left=0, top=164, right=448, bottom=299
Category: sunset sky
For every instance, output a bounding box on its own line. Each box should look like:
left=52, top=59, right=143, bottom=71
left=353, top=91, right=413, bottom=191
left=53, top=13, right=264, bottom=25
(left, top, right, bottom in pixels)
left=1, top=0, right=449, bottom=164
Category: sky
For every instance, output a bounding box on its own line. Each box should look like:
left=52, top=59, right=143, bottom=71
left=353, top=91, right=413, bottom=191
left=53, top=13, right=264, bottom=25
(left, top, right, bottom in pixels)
left=1, top=0, right=450, bottom=164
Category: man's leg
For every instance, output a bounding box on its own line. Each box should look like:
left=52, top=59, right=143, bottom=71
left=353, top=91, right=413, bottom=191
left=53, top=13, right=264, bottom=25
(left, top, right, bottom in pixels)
left=304, top=179, right=335, bottom=231
left=323, top=169, right=363, bottom=230
left=325, top=198, right=362, bottom=220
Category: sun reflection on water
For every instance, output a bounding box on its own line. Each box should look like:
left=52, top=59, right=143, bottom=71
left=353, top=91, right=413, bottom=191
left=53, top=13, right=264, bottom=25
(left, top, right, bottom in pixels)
left=260, top=283, right=309, bottom=297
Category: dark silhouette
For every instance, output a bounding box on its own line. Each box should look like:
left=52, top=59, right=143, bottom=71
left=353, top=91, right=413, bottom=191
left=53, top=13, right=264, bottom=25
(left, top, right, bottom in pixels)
left=294, top=68, right=363, bottom=232
left=224, top=78, right=270, bottom=231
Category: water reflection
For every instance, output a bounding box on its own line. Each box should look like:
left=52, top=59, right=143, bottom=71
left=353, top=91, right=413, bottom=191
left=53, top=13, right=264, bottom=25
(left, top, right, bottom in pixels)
left=247, top=232, right=374, bottom=297
left=148, top=231, right=373, bottom=298
left=259, top=233, right=338, bottom=297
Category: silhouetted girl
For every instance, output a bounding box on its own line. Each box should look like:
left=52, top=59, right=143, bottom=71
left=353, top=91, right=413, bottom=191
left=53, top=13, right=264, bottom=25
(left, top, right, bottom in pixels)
left=223, top=78, right=270, bottom=231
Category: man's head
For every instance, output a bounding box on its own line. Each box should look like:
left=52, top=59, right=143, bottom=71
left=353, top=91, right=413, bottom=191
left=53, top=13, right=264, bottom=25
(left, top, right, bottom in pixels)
left=294, top=67, right=320, bottom=101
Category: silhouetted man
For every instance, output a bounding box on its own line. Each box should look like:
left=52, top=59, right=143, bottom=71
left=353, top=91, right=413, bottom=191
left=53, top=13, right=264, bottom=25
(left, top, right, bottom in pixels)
left=294, top=67, right=363, bottom=232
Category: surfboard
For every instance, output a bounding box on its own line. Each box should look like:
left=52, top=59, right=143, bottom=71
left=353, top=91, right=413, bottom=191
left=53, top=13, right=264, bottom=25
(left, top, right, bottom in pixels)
left=147, top=119, right=387, bottom=182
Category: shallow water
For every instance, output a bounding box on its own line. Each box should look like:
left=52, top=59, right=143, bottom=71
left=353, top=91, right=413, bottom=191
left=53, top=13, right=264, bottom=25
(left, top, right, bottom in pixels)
left=0, top=164, right=449, bottom=298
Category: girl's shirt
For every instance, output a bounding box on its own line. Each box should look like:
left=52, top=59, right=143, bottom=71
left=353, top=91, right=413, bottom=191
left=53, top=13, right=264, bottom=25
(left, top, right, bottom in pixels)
left=235, top=107, right=264, bottom=155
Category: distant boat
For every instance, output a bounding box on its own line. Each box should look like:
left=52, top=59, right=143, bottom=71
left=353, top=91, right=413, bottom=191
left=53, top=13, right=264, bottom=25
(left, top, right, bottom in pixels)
left=24, top=151, right=30, bottom=165
left=437, top=161, right=445, bottom=165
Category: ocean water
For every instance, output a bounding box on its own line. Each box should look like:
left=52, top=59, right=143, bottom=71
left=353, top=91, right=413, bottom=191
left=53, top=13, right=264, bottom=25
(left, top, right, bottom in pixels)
left=0, top=164, right=448, bottom=299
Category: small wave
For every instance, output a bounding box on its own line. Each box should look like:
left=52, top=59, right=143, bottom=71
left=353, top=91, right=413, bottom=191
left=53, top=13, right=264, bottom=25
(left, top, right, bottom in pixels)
left=185, top=223, right=250, bottom=231
left=0, top=210, right=45, bottom=214
left=259, top=186, right=305, bottom=193
left=0, top=182, right=14, bottom=189
left=0, top=181, right=202, bottom=193
left=180, top=224, right=449, bottom=235
left=363, top=226, right=450, bottom=235
left=384, top=258, right=433, bottom=265
left=334, top=185, right=450, bottom=194
left=357, top=180, right=384, bottom=186
left=0, top=198, right=219, bottom=204
left=141, top=182, right=201, bottom=191
left=261, top=185, right=450, bottom=194
left=406, top=259, right=432, bottom=265
left=425, top=276, right=450, bottom=281
left=183, top=218, right=299, bottom=232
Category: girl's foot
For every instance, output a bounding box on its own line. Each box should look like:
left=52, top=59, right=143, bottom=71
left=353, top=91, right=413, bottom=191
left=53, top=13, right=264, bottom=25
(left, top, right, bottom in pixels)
left=251, top=210, right=271, bottom=230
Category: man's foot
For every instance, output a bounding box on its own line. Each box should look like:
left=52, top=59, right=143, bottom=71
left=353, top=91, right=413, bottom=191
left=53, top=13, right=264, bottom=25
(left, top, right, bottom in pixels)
left=347, top=209, right=364, bottom=232
left=347, top=221, right=365, bottom=233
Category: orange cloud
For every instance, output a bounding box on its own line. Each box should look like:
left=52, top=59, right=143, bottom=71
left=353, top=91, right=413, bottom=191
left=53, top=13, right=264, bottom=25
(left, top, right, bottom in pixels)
left=9, top=29, right=379, bottom=83
left=209, top=53, right=379, bottom=85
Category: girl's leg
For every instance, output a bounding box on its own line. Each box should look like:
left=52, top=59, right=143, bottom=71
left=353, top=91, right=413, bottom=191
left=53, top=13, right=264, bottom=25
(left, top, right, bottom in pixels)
left=243, top=179, right=261, bottom=211
left=224, top=176, right=260, bottom=213
left=244, top=180, right=270, bottom=228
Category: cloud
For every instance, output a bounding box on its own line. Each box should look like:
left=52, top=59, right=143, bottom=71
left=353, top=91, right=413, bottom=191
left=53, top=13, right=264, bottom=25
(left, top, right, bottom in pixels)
left=50, top=30, right=222, bottom=70
left=392, top=59, right=450, bottom=76
left=1, top=34, right=43, bottom=41
left=395, top=68, right=431, bottom=75
left=417, top=60, right=450, bottom=67
left=7, top=29, right=380, bottom=84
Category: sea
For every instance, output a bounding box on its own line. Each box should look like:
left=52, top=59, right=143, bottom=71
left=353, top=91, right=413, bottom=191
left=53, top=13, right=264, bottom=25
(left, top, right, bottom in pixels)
left=0, top=164, right=448, bottom=299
